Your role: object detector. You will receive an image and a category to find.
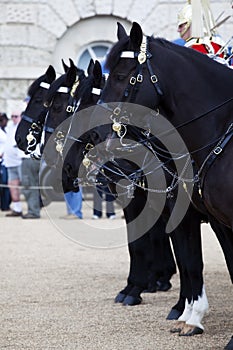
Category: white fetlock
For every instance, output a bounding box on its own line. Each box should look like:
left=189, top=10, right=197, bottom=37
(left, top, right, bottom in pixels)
left=178, top=298, right=193, bottom=322
left=186, top=285, right=209, bottom=330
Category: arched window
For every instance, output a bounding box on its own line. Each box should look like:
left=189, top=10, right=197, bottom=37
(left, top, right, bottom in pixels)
left=77, top=42, right=112, bottom=73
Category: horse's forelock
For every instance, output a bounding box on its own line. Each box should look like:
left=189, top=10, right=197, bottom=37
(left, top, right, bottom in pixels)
left=27, top=74, right=47, bottom=97
left=45, top=74, right=67, bottom=104
left=74, top=75, right=92, bottom=103
left=105, top=36, right=130, bottom=72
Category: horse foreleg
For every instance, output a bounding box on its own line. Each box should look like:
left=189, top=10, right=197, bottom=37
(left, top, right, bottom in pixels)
left=179, top=286, right=209, bottom=336
left=170, top=298, right=193, bottom=333
left=115, top=283, right=134, bottom=303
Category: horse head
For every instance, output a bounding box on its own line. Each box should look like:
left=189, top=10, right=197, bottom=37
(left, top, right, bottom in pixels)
left=41, top=59, right=105, bottom=193
left=61, top=60, right=107, bottom=191
left=40, top=60, right=83, bottom=168
left=15, top=65, right=56, bottom=154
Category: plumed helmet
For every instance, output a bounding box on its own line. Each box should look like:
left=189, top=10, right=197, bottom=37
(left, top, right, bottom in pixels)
left=177, top=3, right=192, bottom=27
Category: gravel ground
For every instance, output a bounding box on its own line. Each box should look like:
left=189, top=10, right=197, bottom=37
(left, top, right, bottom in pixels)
left=0, top=199, right=232, bottom=350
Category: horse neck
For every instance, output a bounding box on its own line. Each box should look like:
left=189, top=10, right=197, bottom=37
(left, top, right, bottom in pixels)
left=154, top=46, right=233, bottom=166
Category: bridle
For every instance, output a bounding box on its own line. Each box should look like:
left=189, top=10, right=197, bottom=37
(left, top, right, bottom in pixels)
left=74, top=37, right=185, bottom=192
left=42, top=75, right=103, bottom=168
left=97, top=35, right=163, bottom=115
left=23, top=81, right=51, bottom=155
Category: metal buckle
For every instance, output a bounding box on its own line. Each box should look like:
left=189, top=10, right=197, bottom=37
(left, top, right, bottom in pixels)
left=137, top=74, right=143, bottom=82
left=130, top=76, right=136, bottom=85
left=213, top=146, right=222, bottom=155
left=85, top=143, right=94, bottom=151
left=113, top=107, right=121, bottom=115
left=31, top=122, right=38, bottom=130
left=151, top=75, right=158, bottom=83
left=56, top=131, right=64, bottom=139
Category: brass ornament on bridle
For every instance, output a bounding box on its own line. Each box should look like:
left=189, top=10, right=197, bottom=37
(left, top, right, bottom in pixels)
left=112, top=120, right=122, bottom=133
left=70, top=78, right=80, bottom=97
left=82, top=156, right=91, bottom=168
left=82, top=143, right=94, bottom=168
left=137, top=36, right=147, bottom=64
left=55, top=130, right=65, bottom=154
left=26, top=131, right=35, bottom=143
left=26, top=121, right=42, bottom=145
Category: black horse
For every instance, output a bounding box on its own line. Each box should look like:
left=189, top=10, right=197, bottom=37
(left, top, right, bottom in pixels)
left=42, top=58, right=102, bottom=170
left=41, top=60, right=178, bottom=307
left=15, top=65, right=56, bottom=155
left=97, top=22, right=233, bottom=229
left=15, top=60, right=86, bottom=159
left=80, top=22, right=233, bottom=349
left=51, top=61, right=215, bottom=335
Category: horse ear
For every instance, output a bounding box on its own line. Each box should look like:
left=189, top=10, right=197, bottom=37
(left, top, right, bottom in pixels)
left=62, top=59, right=69, bottom=73
left=69, top=58, right=76, bottom=69
left=87, top=59, right=94, bottom=76
left=93, top=60, right=102, bottom=85
left=66, top=64, right=77, bottom=87
left=45, top=65, right=56, bottom=83
left=117, top=22, right=127, bottom=40
left=130, top=22, right=143, bottom=50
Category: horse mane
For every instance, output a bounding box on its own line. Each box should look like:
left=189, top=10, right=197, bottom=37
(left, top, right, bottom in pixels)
left=153, top=36, right=233, bottom=78
left=106, top=32, right=233, bottom=84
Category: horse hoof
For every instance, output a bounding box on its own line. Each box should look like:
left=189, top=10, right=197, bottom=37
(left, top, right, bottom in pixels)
left=179, top=326, right=203, bottom=336
left=156, top=281, right=172, bottom=292
left=170, top=326, right=182, bottom=334
left=170, top=321, right=185, bottom=333
left=114, top=292, right=126, bottom=303
left=166, top=308, right=183, bottom=320
left=123, top=295, right=142, bottom=306
left=224, top=336, right=233, bottom=350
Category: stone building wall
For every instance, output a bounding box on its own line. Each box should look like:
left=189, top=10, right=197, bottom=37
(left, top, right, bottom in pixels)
left=0, top=0, right=232, bottom=114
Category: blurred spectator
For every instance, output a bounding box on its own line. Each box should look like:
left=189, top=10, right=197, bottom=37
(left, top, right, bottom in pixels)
left=4, top=111, right=24, bottom=217
left=60, top=189, right=83, bottom=219
left=21, top=152, right=41, bottom=219
left=0, top=113, right=11, bottom=211
left=92, top=185, right=116, bottom=219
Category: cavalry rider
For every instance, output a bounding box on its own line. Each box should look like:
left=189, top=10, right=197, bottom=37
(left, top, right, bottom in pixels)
left=177, top=2, right=193, bottom=43
left=176, top=0, right=231, bottom=62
